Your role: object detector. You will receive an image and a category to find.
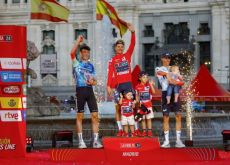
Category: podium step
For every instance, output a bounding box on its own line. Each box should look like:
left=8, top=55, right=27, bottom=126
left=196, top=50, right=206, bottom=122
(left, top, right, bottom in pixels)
left=49, top=137, right=219, bottom=162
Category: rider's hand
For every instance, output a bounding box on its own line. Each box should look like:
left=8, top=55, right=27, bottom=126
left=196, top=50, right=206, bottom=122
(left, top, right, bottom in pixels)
left=77, top=35, right=84, bottom=44
left=149, top=79, right=155, bottom=86
left=127, top=23, right=135, bottom=32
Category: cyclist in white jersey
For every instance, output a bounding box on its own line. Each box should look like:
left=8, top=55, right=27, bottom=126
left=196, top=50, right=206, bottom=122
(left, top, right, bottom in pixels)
left=155, top=53, right=185, bottom=148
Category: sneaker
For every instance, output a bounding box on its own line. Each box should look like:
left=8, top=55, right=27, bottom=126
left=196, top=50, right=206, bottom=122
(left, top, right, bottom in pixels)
left=161, top=140, right=170, bottom=148
left=134, top=129, right=142, bottom=136
left=123, top=132, right=129, bottom=137
left=141, top=131, right=147, bottom=137
left=78, top=141, right=87, bottom=149
left=147, top=130, right=153, bottom=137
left=131, top=132, right=136, bottom=137
left=93, top=140, right=103, bottom=148
left=175, top=140, right=185, bottom=148
left=116, top=129, right=123, bottom=137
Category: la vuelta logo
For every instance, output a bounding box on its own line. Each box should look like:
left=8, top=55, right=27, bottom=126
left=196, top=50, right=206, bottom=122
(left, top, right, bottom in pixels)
left=0, top=35, right=12, bottom=42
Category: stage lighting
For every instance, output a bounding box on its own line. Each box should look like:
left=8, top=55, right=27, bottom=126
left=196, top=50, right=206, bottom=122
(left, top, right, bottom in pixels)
left=26, top=136, right=34, bottom=153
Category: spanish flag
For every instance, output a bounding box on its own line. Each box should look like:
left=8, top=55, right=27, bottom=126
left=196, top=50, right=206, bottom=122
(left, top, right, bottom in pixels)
left=96, top=0, right=128, bottom=37
left=31, top=0, right=70, bottom=22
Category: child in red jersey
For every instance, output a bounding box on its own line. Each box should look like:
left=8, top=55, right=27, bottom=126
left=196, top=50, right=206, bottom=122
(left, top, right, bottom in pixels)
left=135, top=71, right=155, bottom=137
left=119, top=90, right=136, bottom=137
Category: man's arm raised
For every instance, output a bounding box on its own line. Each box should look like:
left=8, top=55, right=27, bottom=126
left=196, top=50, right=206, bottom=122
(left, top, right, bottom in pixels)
left=70, top=35, right=83, bottom=61
left=125, top=23, right=136, bottom=60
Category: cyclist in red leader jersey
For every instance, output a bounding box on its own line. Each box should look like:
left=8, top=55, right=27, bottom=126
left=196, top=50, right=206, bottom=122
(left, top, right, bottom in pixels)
left=107, top=23, right=139, bottom=136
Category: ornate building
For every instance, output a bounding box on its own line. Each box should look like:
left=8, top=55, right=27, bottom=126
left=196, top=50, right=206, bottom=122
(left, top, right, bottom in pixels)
left=0, top=0, right=229, bottom=95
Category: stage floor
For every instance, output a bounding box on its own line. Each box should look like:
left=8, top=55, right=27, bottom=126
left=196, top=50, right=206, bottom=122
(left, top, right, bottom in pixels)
left=0, top=137, right=229, bottom=165
left=0, top=149, right=229, bottom=165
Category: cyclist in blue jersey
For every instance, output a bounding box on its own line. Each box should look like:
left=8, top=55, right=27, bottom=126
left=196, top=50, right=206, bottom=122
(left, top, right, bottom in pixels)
left=70, top=35, right=102, bottom=149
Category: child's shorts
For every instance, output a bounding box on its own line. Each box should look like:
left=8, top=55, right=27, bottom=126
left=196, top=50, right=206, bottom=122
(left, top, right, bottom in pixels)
left=142, top=107, right=154, bottom=120
left=121, top=115, right=135, bottom=125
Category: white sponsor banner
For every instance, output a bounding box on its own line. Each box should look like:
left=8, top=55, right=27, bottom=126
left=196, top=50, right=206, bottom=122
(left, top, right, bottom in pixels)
left=0, top=110, right=22, bottom=122
left=22, top=97, right=26, bottom=109
left=22, top=58, right=26, bottom=70
left=0, top=58, right=22, bottom=69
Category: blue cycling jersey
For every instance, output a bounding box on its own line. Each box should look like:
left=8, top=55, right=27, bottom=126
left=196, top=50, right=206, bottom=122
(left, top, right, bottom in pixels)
left=72, top=58, right=96, bottom=87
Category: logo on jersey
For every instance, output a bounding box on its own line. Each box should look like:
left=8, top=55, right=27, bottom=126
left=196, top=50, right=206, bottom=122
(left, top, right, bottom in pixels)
left=122, top=57, right=126, bottom=61
left=115, top=61, right=129, bottom=73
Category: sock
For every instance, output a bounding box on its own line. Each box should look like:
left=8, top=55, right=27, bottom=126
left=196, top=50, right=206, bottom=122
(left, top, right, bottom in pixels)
left=117, top=121, right=122, bottom=130
left=94, top=133, right=98, bottom=142
left=164, top=131, right=169, bottom=142
left=176, top=131, right=181, bottom=141
left=134, top=122, right=138, bottom=130
left=78, top=133, right=84, bottom=143
left=148, top=129, right=152, bottom=132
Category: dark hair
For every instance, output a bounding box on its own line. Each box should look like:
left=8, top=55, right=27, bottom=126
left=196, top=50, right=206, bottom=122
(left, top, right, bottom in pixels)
left=161, top=53, right=171, bottom=59
left=139, top=71, right=148, bottom=78
left=138, top=71, right=148, bottom=82
left=115, top=39, right=125, bottom=46
left=123, top=89, right=133, bottom=95
left=80, top=44, right=91, bottom=51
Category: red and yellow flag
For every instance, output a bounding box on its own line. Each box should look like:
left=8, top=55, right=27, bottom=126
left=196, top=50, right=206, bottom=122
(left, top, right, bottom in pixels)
left=31, top=0, right=70, bottom=22
left=96, top=0, right=128, bottom=37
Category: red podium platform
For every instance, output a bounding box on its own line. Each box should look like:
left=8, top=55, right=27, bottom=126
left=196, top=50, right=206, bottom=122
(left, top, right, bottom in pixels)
left=0, top=137, right=229, bottom=164
left=49, top=137, right=221, bottom=163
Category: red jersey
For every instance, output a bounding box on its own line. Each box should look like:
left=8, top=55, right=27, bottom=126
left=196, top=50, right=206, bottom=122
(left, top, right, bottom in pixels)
left=107, top=32, right=136, bottom=87
left=120, top=99, right=134, bottom=117
left=135, top=83, right=152, bottom=108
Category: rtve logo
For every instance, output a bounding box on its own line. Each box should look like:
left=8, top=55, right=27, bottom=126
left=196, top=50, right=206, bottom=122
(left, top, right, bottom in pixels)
left=0, top=111, right=22, bottom=122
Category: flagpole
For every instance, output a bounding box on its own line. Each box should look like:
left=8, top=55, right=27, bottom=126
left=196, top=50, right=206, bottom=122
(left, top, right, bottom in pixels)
left=27, top=0, right=31, bottom=88
left=93, top=0, right=97, bottom=61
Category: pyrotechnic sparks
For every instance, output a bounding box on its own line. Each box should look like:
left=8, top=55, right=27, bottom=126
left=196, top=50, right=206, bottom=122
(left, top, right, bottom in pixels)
left=172, top=50, right=198, bottom=140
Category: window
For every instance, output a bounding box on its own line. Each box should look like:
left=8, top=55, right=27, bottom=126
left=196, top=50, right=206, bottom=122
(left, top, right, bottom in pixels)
left=197, top=23, right=210, bottom=35
left=5, top=0, right=7, bottom=4
left=75, top=29, right=87, bottom=40
left=184, top=0, right=188, bottom=2
left=43, top=30, right=55, bottom=41
left=143, top=44, right=159, bottom=76
left=164, top=22, right=190, bottom=44
left=143, top=25, right=154, bottom=37
left=199, top=42, right=211, bottom=71
left=12, top=0, right=20, bottom=3
left=43, top=45, right=55, bottom=54
left=24, top=0, right=27, bottom=3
